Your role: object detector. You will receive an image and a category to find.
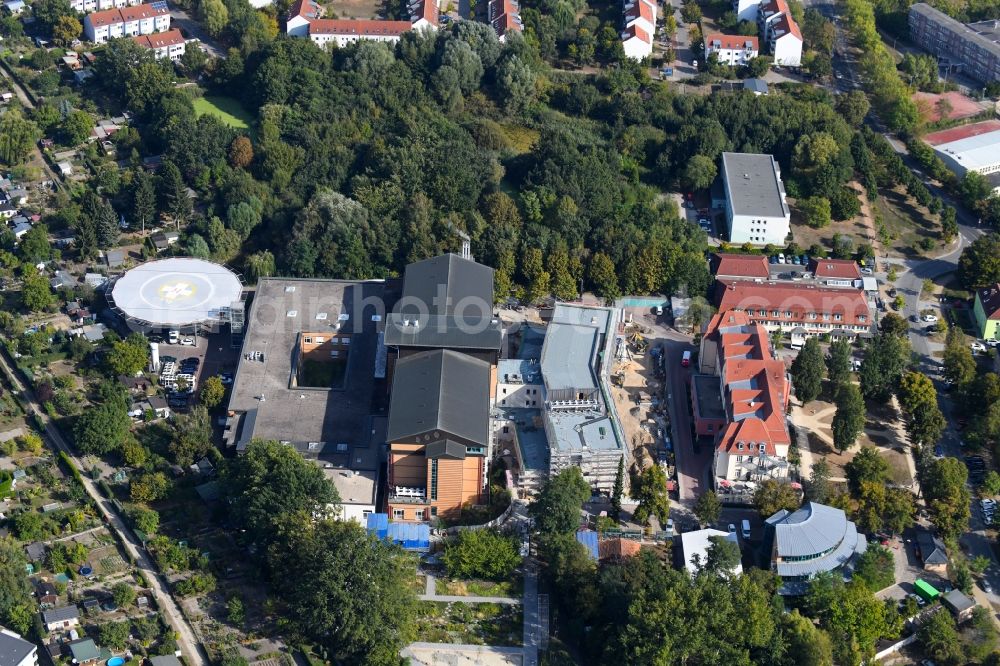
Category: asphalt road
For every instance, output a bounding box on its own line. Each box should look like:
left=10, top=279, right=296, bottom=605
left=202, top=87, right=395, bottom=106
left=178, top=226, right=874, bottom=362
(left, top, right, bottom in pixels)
left=0, top=350, right=209, bottom=665
left=662, top=335, right=705, bottom=505
left=169, top=9, right=225, bottom=59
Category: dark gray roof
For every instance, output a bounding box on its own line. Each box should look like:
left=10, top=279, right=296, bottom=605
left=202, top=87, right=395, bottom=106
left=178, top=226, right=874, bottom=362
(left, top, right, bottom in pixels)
left=743, top=78, right=769, bottom=94
left=25, top=542, right=46, bottom=561
left=916, top=529, right=949, bottom=565
left=387, top=349, right=490, bottom=446
left=68, top=638, right=98, bottom=662
left=721, top=152, right=790, bottom=219
left=400, top=253, right=493, bottom=317
left=386, top=254, right=501, bottom=351
left=0, top=629, right=36, bottom=666
left=150, top=655, right=183, bottom=666
left=426, top=440, right=467, bottom=460
left=42, top=605, right=79, bottom=623
left=942, top=589, right=975, bottom=613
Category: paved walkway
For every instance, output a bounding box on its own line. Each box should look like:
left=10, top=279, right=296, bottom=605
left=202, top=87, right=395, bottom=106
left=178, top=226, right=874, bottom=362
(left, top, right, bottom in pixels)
left=418, top=593, right=520, bottom=604
left=0, top=349, right=208, bottom=665
left=522, top=563, right=539, bottom=666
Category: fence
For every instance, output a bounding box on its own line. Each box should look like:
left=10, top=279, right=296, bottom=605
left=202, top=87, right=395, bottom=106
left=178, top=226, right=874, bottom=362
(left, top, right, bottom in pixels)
left=872, top=633, right=917, bottom=661
left=439, top=500, right=516, bottom=536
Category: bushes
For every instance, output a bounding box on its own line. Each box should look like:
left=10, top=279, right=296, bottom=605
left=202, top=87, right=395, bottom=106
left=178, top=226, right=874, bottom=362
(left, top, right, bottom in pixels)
left=175, top=572, right=216, bottom=597
left=442, top=529, right=521, bottom=581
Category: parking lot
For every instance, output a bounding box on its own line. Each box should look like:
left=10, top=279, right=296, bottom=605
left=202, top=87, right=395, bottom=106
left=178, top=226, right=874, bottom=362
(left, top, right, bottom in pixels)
left=151, top=330, right=238, bottom=411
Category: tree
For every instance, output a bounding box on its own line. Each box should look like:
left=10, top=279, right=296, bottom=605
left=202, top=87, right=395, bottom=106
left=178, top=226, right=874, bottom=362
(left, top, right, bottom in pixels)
left=106, top=333, right=149, bottom=376
left=790, top=337, right=824, bottom=404
left=200, top=375, right=225, bottom=409
left=958, top=233, right=1000, bottom=291
left=753, top=479, right=800, bottom=517
left=682, top=155, right=717, bottom=191
left=169, top=406, right=213, bottom=467
left=496, top=54, right=536, bottom=114
left=244, top=251, right=275, bottom=282
left=922, top=457, right=971, bottom=539
left=180, top=41, right=208, bottom=76
left=836, top=90, right=870, bottom=125
left=530, top=467, right=590, bottom=537
left=18, top=225, right=50, bottom=264
left=799, top=196, right=832, bottom=228
left=229, top=136, right=254, bottom=169
left=522, top=246, right=550, bottom=304
left=587, top=252, right=619, bottom=301
left=780, top=610, right=834, bottom=666
left=859, top=332, right=910, bottom=402
left=442, top=529, right=521, bottom=581
left=804, top=574, right=896, bottom=666
left=807, top=457, right=833, bottom=503
left=826, top=339, right=853, bottom=386
left=853, top=545, right=895, bottom=591
left=0, top=107, right=40, bottom=166
left=159, top=160, right=191, bottom=225
left=878, top=312, right=908, bottom=338
left=702, top=535, right=741, bottom=575
left=111, top=582, right=136, bottom=608
left=694, top=490, right=722, bottom=526
left=129, top=506, right=159, bottom=534
left=100, top=621, right=130, bottom=650
left=832, top=382, right=865, bottom=452
left=130, top=472, right=171, bottom=503
left=268, top=520, right=417, bottom=666
left=0, top=538, right=36, bottom=635
left=631, top=464, right=670, bottom=527
left=919, top=608, right=964, bottom=666
left=983, top=470, right=1000, bottom=496
left=610, top=457, right=624, bottom=522
left=132, top=170, right=156, bottom=232
left=74, top=402, right=131, bottom=455
left=59, top=109, right=93, bottom=146
left=882, top=487, right=915, bottom=535
left=199, top=0, right=228, bottom=36
left=223, top=439, right=341, bottom=547
left=898, top=372, right=946, bottom=447
left=943, top=327, right=976, bottom=387
left=845, top=446, right=889, bottom=495
left=227, top=596, right=245, bottom=625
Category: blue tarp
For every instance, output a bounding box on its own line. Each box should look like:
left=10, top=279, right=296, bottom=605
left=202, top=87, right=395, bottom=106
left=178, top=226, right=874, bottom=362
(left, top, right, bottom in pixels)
left=387, top=522, right=430, bottom=552
left=576, top=530, right=599, bottom=560
left=366, top=513, right=389, bottom=540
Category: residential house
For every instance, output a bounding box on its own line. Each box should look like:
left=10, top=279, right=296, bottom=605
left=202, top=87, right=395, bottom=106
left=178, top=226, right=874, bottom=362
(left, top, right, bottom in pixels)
left=809, top=258, right=861, bottom=287
left=598, top=537, right=642, bottom=562
left=621, top=0, right=656, bottom=61
left=765, top=502, right=867, bottom=595
left=732, top=0, right=757, bottom=21
left=942, top=589, right=977, bottom=623
left=50, top=270, right=75, bottom=290
left=0, top=202, right=17, bottom=219
left=974, top=282, right=1000, bottom=341
left=151, top=230, right=180, bottom=251
left=57, top=161, right=73, bottom=177
left=915, top=528, right=949, bottom=575
left=105, top=249, right=125, bottom=269
left=758, top=0, right=802, bottom=66
left=691, top=310, right=791, bottom=484
left=149, top=656, right=182, bottom=666
left=133, top=28, right=186, bottom=60
left=83, top=2, right=171, bottom=44
left=705, top=34, right=759, bottom=66
left=24, top=542, right=46, bottom=562
left=713, top=280, right=872, bottom=336
left=0, top=628, right=38, bottom=666
left=386, top=349, right=492, bottom=521
left=621, top=24, right=653, bottom=60
left=67, top=638, right=101, bottom=666
left=2, top=0, right=25, bottom=14
left=489, top=0, right=522, bottom=42
left=286, top=0, right=437, bottom=45
left=34, top=580, right=59, bottom=607
left=720, top=152, right=790, bottom=245
left=69, top=0, right=140, bottom=14
left=41, top=605, right=79, bottom=632
left=84, top=273, right=108, bottom=288
left=743, top=78, right=769, bottom=94
left=710, top=253, right=770, bottom=280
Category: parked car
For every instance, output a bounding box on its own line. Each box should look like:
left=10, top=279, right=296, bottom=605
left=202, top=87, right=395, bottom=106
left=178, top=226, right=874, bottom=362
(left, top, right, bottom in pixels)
left=972, top=341, right=987, bottom=353
left=982, top=580, right=994, bottom=594
left=934, top=445, right=944, bottom=458
left=921, top=314, right=939, bottom=323
left=168, top=330, right=179, bottom=344
left=728, top=523, right=736, bottom=535
left=769, top=256, right=778, bottom=264
left=861, top=267, right=874, bottom=275
left=181, top=337, right=195, bottom=346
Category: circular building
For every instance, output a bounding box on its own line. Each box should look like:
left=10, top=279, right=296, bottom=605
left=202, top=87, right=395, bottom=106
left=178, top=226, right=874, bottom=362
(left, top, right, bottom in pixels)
left=109, top=257, right=243, bottom=331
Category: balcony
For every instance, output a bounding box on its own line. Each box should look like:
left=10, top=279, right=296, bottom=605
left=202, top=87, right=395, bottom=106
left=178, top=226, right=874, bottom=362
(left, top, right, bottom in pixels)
left=389, top=486, right=428, bottom=504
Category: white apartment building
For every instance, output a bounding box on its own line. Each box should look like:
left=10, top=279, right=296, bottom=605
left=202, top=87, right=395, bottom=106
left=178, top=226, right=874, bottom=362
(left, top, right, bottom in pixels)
left=720, top=152, right=790, bottom=245
left=83, top=1, right=170, bottom=44
left=768, top=13, right=803, bottom=66
left=133, top=29, right=185, bottom=60
left=705, top=33, right=759, bottom=66
left=732, top=0, right=758, bottom=21
left=621, top=0, right=655, bottom=61
left=0, top=628, right=37, bottom=666
left=286, top=0, right=438, bottom=45
left=69, top=0, right=139, bottom=14
left=489, top=0, right=522, bottom=41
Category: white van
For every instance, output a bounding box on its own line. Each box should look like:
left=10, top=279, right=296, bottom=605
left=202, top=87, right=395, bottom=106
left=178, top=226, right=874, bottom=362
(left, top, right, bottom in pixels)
left=741, top=519, right=751, bottom=539
left=168, top=330, right=179, bottom=344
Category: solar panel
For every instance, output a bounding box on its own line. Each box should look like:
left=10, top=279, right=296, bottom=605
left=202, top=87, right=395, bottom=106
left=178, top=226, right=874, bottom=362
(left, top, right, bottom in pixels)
left=150, top=1, right=167, bottom=9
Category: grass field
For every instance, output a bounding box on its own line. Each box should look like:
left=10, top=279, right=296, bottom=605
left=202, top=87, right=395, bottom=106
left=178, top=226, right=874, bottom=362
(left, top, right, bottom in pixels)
left=192, top=95, right=252, bottom=130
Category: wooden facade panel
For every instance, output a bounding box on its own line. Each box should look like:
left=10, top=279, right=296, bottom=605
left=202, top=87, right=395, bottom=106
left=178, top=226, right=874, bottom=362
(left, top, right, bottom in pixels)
left=390, top=452, right=426, bottom=486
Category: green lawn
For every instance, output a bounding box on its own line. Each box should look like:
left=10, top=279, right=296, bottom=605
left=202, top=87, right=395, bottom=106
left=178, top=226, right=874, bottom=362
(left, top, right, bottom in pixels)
left=192, top=95, right=252, bottom=130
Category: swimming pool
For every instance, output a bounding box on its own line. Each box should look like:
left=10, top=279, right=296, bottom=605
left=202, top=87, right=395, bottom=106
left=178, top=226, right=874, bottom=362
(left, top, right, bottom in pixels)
left=107, top=657, right=125, bottom=666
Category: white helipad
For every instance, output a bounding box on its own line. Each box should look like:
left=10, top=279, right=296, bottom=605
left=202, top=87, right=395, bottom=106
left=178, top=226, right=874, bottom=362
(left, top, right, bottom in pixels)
left=110, top=257, right=243, bottom=327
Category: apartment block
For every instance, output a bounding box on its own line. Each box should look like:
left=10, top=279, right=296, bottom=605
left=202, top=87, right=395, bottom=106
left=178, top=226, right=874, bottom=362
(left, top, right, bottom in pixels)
left=909, top=3, right=1000, bottom=85
left=83, top=1, right=170, bottom=44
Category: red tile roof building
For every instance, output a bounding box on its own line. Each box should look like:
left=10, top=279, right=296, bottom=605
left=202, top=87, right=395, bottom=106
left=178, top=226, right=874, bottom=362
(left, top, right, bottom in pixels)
left=622, top=0, right=655, bottom=60
left=489, top=0, right=522, bottom=41
left=809, top=258, right=862, bottom=283
left=691, top=311, right=791, bottom=484
left=132, top=28, right=185, bottom=60
left=83, top=1, right=170, bottom=43
left=714, top=279, right=872, bottom=334
left=286, top=0, right=438, bottom=43
left=704, top=33, right=759, bottom=66
left=711, top=253, right=770, bottom=279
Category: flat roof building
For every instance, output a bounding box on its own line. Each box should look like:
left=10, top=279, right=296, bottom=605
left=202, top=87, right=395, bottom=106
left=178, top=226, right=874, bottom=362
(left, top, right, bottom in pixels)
left=720, top=152, right=791, bottom=246
left=909, top=3, right=1000, bottom=85
left=680, top=528, right=742, bottom=576
left=974, top=282, right=1000, bottom=341
left=765, top=501, right=867, bottom=595
left=924, top=120, right=1000, bottom=180
left=223, top=276, right=388, bottom=523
